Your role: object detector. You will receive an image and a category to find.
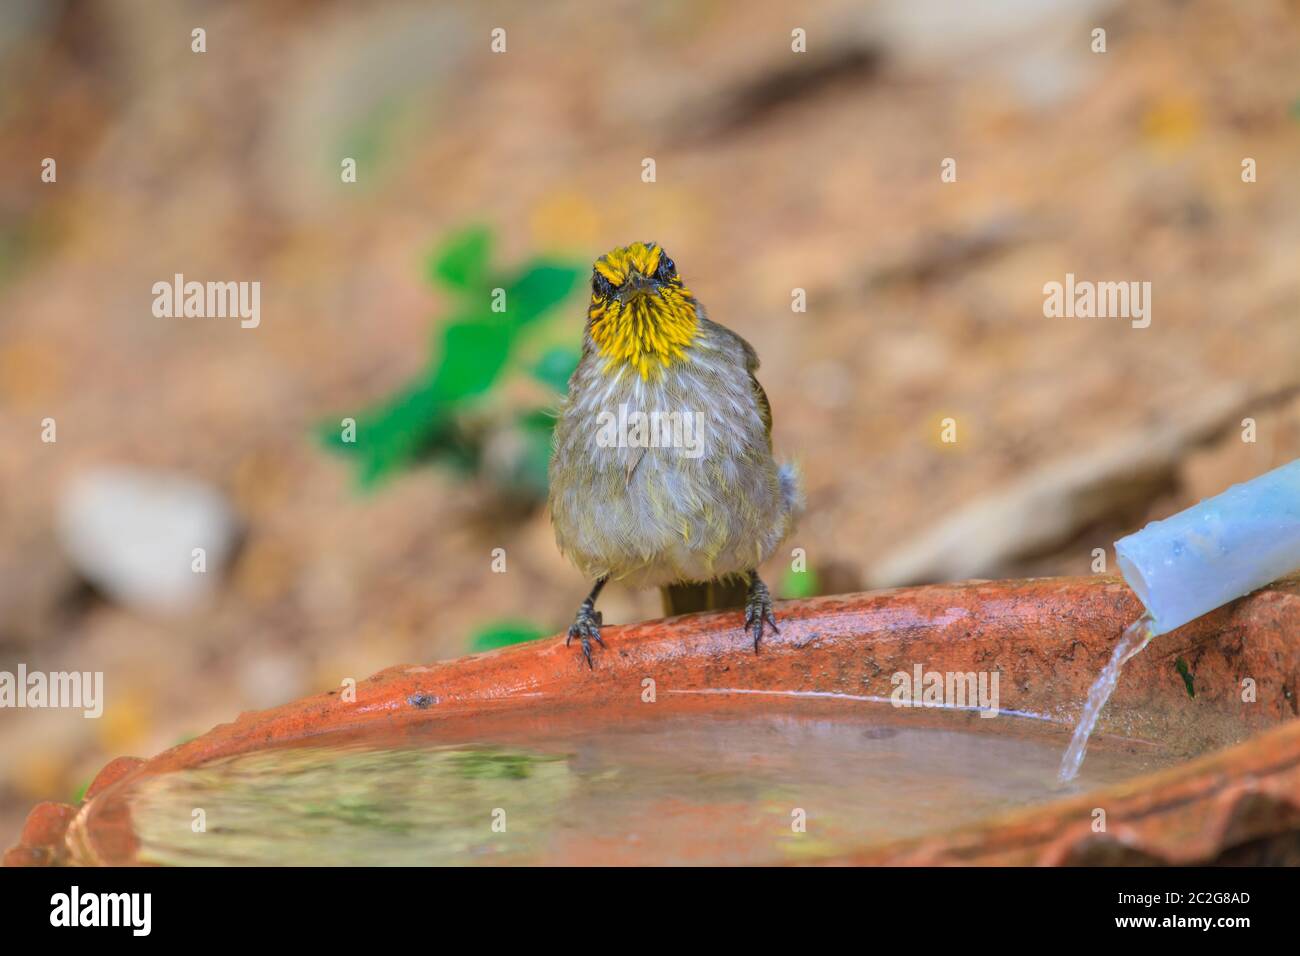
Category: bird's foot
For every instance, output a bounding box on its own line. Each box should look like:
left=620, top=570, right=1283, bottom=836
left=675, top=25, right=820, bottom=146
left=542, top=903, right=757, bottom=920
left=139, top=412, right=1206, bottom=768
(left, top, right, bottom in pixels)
left=744, top=574, right=779, bottom=652
left=566, top=603, right=605, bottom=668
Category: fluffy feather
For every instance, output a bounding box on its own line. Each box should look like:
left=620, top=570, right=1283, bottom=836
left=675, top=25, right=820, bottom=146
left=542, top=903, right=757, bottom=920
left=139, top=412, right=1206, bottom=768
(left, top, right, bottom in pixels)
left=549, top=244, right=800, bottom=592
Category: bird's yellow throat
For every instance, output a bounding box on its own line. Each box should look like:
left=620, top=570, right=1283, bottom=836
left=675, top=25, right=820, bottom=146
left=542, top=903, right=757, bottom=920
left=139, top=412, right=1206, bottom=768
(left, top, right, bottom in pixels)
left=588, top=242, right=698, bottom=380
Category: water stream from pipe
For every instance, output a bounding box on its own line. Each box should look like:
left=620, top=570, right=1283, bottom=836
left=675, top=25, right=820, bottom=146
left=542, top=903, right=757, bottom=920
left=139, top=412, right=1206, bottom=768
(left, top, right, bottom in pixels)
left=1057, top=611, right=1155, bottom=784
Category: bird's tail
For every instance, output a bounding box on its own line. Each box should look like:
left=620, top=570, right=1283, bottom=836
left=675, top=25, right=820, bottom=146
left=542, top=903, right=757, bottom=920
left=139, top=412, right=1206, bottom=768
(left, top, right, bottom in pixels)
left=778, top=461, right=805, bottom=519
left=660, top=577, right=751, bottom=616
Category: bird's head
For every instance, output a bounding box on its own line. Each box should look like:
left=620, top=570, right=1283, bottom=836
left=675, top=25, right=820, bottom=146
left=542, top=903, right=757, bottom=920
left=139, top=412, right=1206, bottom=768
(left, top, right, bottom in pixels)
left=587, top=241, right=698, bottom=380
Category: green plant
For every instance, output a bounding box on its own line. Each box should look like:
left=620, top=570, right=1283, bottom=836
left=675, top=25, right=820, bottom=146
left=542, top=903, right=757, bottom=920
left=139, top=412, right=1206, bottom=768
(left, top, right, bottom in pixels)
left=468, top=619, right=549, bottom=652
left=780, top=564, right=819, bottom=600
left=319, top=226, right=584, bottom=493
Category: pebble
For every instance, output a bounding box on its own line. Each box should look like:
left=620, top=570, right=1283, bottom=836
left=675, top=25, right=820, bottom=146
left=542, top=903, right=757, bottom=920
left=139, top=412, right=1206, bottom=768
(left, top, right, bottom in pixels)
left=55, top=466, right=240, bottom=613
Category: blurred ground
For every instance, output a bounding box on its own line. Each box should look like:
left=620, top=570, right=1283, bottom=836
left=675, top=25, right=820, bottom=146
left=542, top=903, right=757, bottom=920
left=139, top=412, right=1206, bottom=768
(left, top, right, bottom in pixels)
left=2, top=0, right=1300, bottom=844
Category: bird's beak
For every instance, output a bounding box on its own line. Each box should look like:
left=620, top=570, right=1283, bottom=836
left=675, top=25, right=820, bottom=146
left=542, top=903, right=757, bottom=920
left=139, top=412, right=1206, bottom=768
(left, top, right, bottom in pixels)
left=618, top=272, right=660, bottom=300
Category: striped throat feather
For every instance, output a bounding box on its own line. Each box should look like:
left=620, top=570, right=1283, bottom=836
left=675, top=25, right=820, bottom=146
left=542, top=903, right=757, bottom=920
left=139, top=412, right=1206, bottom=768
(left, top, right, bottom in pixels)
left=587, top=241, right=698, bottom=380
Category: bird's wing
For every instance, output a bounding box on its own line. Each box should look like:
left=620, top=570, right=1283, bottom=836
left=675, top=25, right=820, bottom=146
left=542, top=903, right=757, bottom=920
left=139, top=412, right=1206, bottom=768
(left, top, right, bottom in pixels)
left=700, top=315, right=774, bottom=447
left=750, top=372, right=773, bottom=448
left=735, top=332, right=774, bottom=448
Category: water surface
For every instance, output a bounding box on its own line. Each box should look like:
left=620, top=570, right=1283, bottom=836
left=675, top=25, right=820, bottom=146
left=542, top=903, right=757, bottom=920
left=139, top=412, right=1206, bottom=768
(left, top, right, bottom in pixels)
left=124, top=700, right=1177, bottom=865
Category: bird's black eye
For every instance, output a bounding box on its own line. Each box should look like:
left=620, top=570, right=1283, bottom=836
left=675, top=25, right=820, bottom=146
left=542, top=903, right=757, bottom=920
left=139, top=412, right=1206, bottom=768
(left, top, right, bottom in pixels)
left=655, top=255, right=676, bottom=282
left=592, top=272, right=614, bottom=298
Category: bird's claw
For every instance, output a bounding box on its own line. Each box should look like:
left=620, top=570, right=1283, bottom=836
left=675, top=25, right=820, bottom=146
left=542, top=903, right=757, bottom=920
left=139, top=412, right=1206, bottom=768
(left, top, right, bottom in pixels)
left=744, top=577, right=779, bottom=652
left=566, top=605, right=605, bottom=668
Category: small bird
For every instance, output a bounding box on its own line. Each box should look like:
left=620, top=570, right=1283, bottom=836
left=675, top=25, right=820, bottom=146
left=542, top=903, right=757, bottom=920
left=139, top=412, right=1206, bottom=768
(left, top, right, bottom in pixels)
left=549, top=241, right=801, bottom=667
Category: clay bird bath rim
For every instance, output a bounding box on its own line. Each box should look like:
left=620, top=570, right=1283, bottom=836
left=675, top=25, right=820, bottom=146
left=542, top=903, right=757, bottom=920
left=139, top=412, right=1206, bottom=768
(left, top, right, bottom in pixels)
left=8, top=574, right=1300, bottom=866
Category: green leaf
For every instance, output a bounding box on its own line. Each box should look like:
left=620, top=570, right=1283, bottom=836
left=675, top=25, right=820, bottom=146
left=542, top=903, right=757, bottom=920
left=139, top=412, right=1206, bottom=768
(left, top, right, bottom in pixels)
left=530, top=346, right=580, bottom=393
left=320, top=226, right=586, bottom=491
left=469, top=620, right=549, bottom=652
left=500, top=261, right=582, bottom=326
left=1175, top=657, right=1195, bottom=698
left=427, top=225, right=492, bottom=290
left=430, top=318, right=513, bottom=401
left=319, top=377, right=448, bottom=488
left=780, top=565, right=819, bottom=600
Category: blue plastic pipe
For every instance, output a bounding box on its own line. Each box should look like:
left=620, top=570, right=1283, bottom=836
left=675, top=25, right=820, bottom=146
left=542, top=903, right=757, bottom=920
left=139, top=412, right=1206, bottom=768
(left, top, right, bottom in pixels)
left=1115, top=458, right=1300, bottom=636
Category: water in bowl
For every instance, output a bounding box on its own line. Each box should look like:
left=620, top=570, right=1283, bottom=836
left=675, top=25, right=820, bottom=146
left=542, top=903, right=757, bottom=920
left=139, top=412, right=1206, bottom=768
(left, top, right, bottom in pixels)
left=121, top=697, right=1176, bottom=865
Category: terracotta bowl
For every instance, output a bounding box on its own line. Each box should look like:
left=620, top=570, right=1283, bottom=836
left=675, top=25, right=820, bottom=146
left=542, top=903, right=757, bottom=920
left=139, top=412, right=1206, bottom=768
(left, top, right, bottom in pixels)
left=8, top=575, right=1300, bottom=866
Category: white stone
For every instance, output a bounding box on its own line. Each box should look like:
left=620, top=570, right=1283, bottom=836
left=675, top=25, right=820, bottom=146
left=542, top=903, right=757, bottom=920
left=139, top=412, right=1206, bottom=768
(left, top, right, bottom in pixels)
left=56, top=467, right=239, bottom=613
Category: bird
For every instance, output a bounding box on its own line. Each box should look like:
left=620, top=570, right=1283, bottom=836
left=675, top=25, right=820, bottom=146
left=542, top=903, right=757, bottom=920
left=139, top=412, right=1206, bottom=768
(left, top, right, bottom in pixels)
left=548, top=240, right=802, bottom=667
